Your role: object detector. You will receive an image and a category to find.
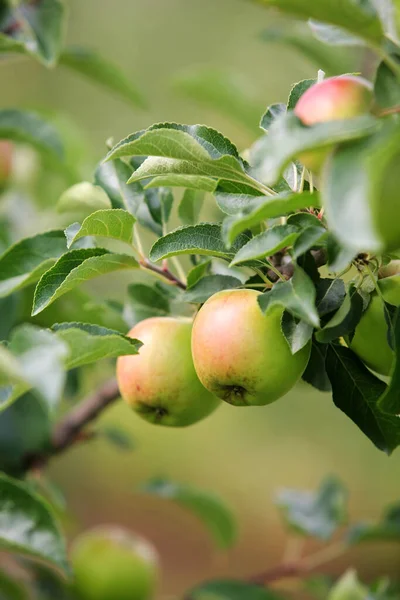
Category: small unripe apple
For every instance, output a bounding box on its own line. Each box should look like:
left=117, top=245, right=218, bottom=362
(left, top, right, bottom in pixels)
left=294, top=76, right=373, bottom=172
left=191, top=289, right=310, bottom=406
left=0, top=140, right=13, bottom=189
left=350, top=293, right=393, bottom=376
left=71, top=526, right=158, bottom=600
left=117, top=317, right=220, bottom=426
left=378, top=260, right=400, bottom=305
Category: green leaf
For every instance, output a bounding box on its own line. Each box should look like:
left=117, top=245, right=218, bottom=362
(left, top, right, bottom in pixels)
left=141, top=478, right=237, bottom=549
left=32, top=248, right=138, bottom=315
left=276, top=476, right=348, bottom=540
left=0, top=109, right=63, bottom=159
left=325, top=344, right=400, bottom=453
left=145, top=187, right=174, bottom=227
left=183, top=275, right=242, bottom=304
left=57, top=182, right=111, bottom=215
left=100, top=426, right=135, bottom=451
left=52, top=322, right=141, bottom=369
left=328, top=570, right=369, bottom=600
left=144, top=174, right=217, bottom=193
left=316, top=278, right=346, bottom=317
left=322, top=122, right=400, bottom=253
left=221, top=192, right=320, bottom=247
left=231, top=224, right=299, bottom=265
left=186, top=260, right=211, bottom=288
left=292, top=225, right=327, bottom=259
left=149, top=223, right=250, bottom=263
left=252, top=111, right=379, bottom=186
left=254, top=0, right=384, bottom=45
left=258, top=266, right=320, bottom=328
left=0, top=474, right=68, bottom=574
left=348, top=502, right=400, bottom=543
left=59, top=46, right=146, bottom=108
left=187, top=580, right=282, bottom=600
left=302, top=340, right=331, bottom=391
left=326, top=233, right=357, bottom=273
left=19, top=0, right=65, bottom=66
left=178, top=189, right=205, bottom=225
left=124, top=284, right=171, bottom=326
left=65, top=209, right=136, bottom=248
left=174, top=68, right=264, bottom=134
left=309, top=21, right=365, bottom=46
left=260, top=103, right=286, bottom=131
left=0, top=230, right=67, bottom=298
left=287, top=78, right=316, bottom=110
left=316, top=286, right=364, bottom=344
left=281, top=311, right=313, bottom=354
left=378, top=307, right=400, bottom=414
left=0, top=567, right=29, bottom=600
left=374, top=55, right=400, bottom=109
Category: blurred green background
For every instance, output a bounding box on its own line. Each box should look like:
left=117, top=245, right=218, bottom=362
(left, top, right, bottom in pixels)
left=1, top=0, right=399, bottom=597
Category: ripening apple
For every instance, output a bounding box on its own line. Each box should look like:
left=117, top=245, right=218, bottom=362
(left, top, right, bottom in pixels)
left=294, top=75, right=373, bottom=172
left=378, top=260, right=400, bottom=306
left=71, top=526, right=158, bottom=600
left=350, top=293, right=394, bottom=376
left=117, top=317, right=220, bottom=426
left=191, top=289, right=310, bottom=406
left=0, top=140, right=13, bottom=189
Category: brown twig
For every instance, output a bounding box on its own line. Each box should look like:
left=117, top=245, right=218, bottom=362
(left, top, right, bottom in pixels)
left=139, top=258, right=187, bottom=290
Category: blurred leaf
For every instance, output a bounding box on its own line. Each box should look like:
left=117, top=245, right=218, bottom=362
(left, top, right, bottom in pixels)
left=251, top=111, right=378, bottom=186
left=0, top=109, right=63, bottom=158
left=326, top=344, right=400, bottom=453
left=0, top=474, right=68, bottom=574
left=260, top=103, right=286, bottom=132
left=0, top=567, right=29, bottom=600
left=124, top=283, right=170, bottom=326
left=52, top=322, right=141, bottom=369
left=326, top=233, right=357, bottom=273
left=281, top=311, right=313, bottom=354
left=309, top=21, right=365, bottom=46
left=323, top=122, right=400, bottom=254
left=174, top=68, right=264, bottom=133
left=302, top=340, right=331, bottom=391
left=304, top=575, right=334, bottom=599
left=316, top=286, right=364, bottom=344
left=348, top=501, right=400, bottom=543
left=65, top=209, right=136, bottom=248
left=292, top=226, right=327, bottom=259
left=32, top=249, right=138, bottom=315
left=99, top=426, right=135, bottom=451
left=150, top=223, right=250, bottom=262
left=378, top=307, right=400, bottom=414
left=374, top=55, right=400, bottom=109
left=145, top=174, right=217, bottom=192
left=0, top=230, right=67, bottom=298
left=178, top=189, right=205, bottom=225
left=276, top=476, right=348, bottom=540
left=19, top=0, right=65, bottom=65
left=287, top=78, right=316, bottom=110
left=316, top=279, right=346, bottom=317
left=186, top=260, right=211, bottom=288
left=231, top=224, right=299, bottom=265
left=254, top=0, right=384, bottom=44
left=328, top=570, right=369, bottom=600
left=187, top=580, right=282, bottom=600
left=145, top=187, right=174, bottom=226
left=258, top=266, right=320, bottom=328
left=142, top=478, right=237, bottom=549
left=57, top=182, right=111, bottom=215
left=183, top=275, right=242, bottom=304
left=59, top=46, right=146, bottom=108
left=221, top=192, right=320, bottom=247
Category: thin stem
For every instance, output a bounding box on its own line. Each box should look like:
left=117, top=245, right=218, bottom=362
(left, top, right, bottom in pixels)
left=171, top=256, right=187, bottom=284
left=377, top=104, right=400, bottom=117
left=267, top=261, right=287, bottom=282
left=140, top=258, right=186, bottom=290
left=253, top=268, right=273, bottom=288
left=134, top=224, right=145, bottom=259
left=292, top=164, right=298, bottom=192
left=301, top=541, right=347, bottom=571
left=282, top=537, right=304, bottom=564
left=298, top=167, right=306, bottom=193
left=309, top=172, right=314, bottom=194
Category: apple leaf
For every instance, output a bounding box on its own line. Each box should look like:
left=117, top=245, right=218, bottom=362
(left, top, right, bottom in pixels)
left=0, top=567, right=29, bottom=600
left=141, top=478, right=237, bottom=549
left=0, top=231, right=67, bottom=298
left=308, top=21, right=365, bottom=47
left=275, top=476, right=348, bottom=540
left=32, top=249, right=138, bottom=315
left=287, top=78, right=316, bottom=110
left=260, top=103, right=286, bottom=131
left=325, top=344, right=400, bottom=453
left=348, top=502, right=400, bottom=543
left=374, top=56, right=400, bottom=109
left=281, top=311, right=314, bottom=354
left=124, top=284, right=171, bottom=326
left=59, top=46, right=146, bottom=108
left=302, top=340, right=331, bottom=392
left=316, top=279, right=346, bottom=317
left=65, top=209, right=136, bottom=248
left=0, top=474, right=68, bottom=574
left=18, top=0, right=65, bottom=66
left=259, top=266, right=320, bottom=328
left=183, top=275, right=242, bottom=304
left=57, top=182, right=112, bottom=215
left=187, top=580, right=282, bottom=600
left=150, top=223, right=250, bottom=262
left=231, top=224, right=299, bottom=265
left=0, top=110, right=64, bottom=159
left=186, top=261, right=212, bottom=289
left=178, top=189, right=205, bottom=225
left=378, top=307, right=400, bottom=415
left=316, top=286, right=364, bottom=344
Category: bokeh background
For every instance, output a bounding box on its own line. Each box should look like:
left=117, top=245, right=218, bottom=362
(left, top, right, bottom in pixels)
left=1, top=0, right=400, bottom=598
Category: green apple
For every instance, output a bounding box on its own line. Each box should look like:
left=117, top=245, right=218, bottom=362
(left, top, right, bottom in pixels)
left=117, top=317, right=220, bottom=426
left=378, top=260, right=400, bottom=306
left=294, top=75, right=373, bottom=173
left=191, top=289, right=310, bottom=407
left=71, top=526, right=158, bottom=600
left=350, top=293, right=393, bottom=376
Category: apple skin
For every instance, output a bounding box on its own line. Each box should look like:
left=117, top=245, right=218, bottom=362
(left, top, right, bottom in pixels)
left=294, top=76, right=373, bottom=172
left=71, top=526, right=158, bottom=600
left=191, top=289, right=311, bottom=407
left=378, top=260, right=400, bottom=306
left=350, top=293, right=393, bottom=376
left=117, top=317, right=220, bottom=426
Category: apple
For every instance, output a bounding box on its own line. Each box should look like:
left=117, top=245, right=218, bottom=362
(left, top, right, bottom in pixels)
left=191, top=289, right=310, bottom=407
left=378, top=260, right=400, bottom=306
left=117, top=317, right=220, bottom=426
left=294, top=75, right=373, bottom=172
left=71, top=526, right=158, bottom=600
left=0, top=140, right=13, bottom=189
left=350, top=293, right=393, bottom=376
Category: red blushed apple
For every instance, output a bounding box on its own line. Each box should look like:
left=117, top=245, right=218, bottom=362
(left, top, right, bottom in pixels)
left=294, top=75, right=373, bottom=172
